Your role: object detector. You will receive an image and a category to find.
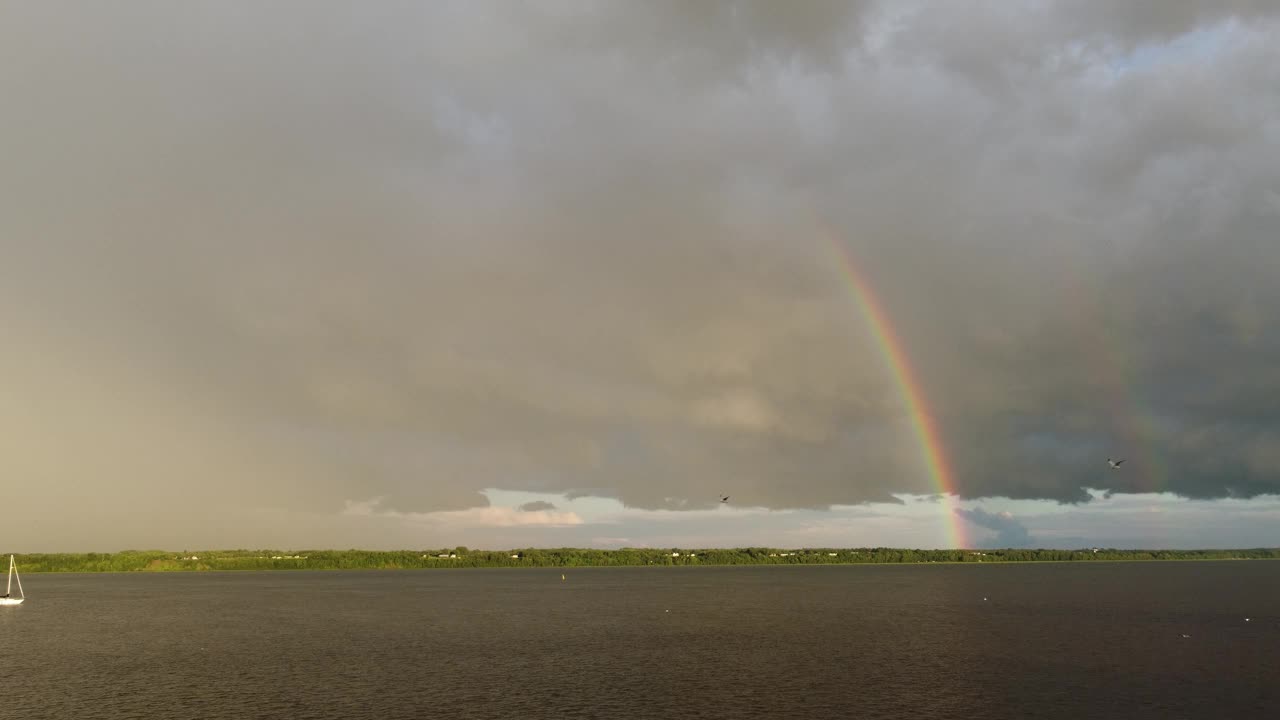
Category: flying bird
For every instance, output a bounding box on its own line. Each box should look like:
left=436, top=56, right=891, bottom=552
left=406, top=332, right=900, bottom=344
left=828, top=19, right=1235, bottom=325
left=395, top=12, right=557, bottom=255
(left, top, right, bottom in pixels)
left=1107, top=458, right=1125, bottom=469
left=720, top=495, right=730, bottom=503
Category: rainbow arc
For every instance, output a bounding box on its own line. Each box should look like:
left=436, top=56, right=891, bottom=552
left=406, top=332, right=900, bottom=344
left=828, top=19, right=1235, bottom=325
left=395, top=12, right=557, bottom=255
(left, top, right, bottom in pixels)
left=827, top=232, right=969, bottom=549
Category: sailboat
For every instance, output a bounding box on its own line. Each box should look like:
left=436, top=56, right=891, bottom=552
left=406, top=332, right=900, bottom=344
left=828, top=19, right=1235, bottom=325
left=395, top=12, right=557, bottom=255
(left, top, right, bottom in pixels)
left=1, top=555, right=24, bottom=606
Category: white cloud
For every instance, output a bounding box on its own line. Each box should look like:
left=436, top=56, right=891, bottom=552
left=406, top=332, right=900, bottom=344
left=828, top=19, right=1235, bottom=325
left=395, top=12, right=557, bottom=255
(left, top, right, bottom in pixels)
left=343, top=496, right=584, bottom=528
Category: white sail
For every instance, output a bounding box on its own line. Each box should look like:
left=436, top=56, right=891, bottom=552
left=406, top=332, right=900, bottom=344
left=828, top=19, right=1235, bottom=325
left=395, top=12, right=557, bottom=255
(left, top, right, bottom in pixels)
left=0, top=555, right=23, bottom=606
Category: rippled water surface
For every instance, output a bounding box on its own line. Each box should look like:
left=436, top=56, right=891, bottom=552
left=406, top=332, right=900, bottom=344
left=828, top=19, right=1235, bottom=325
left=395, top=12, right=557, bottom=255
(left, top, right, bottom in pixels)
left=3, top=562, right=1278, bottom=719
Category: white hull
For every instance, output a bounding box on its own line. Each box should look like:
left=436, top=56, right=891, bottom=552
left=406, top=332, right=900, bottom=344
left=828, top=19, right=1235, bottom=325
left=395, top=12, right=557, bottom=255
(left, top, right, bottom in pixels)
left=0, top=597, right=22, bottom=606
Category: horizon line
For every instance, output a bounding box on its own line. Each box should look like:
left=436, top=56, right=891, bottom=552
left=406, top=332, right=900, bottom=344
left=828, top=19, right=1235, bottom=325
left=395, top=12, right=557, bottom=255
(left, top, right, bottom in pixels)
left=10, top=546, right=1280, bottom=554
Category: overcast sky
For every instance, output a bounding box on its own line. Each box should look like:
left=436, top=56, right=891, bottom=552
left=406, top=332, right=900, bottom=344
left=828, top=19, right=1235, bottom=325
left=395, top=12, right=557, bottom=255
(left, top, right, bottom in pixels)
left=3, top=1, right=1278, bottom=552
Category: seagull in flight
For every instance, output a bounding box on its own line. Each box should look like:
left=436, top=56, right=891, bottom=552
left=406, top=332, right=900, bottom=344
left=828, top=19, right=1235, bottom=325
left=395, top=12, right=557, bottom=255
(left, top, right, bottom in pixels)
left=1107, top=458, right=1125, bottom=469
left=720, top=495, right=730, bottom=503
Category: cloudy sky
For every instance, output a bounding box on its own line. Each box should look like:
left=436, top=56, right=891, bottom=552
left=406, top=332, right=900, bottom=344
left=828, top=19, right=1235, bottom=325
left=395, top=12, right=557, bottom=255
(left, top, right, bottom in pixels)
left=3, top=1, right=1278, bottom=552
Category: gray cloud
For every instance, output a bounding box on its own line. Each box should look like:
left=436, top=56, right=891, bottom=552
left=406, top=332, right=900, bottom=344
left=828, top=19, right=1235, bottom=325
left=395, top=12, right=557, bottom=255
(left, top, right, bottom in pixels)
left=2, top=1, right=1279, bottom=547
left=518, top=501, right=558, bottom=513
left=955, top=508, right=1034, bottom=548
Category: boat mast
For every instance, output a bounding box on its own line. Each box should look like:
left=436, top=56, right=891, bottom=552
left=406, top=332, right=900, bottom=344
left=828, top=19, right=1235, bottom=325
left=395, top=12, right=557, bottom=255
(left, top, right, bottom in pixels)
left=13, top=557, right=22, bottom=599
left=6, top=555, right=11, bottom=596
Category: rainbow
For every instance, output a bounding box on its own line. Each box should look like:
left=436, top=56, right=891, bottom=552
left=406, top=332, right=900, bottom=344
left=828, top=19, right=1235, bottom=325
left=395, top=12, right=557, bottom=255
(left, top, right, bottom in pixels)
left=826, top=233, right=970, bottom=549
left=1061, top=271, right=1165, bottom=495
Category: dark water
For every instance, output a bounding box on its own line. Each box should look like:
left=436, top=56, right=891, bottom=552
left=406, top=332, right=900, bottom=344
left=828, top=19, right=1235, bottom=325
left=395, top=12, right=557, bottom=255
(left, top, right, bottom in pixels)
left=3, top=562, right=1278, bottom=719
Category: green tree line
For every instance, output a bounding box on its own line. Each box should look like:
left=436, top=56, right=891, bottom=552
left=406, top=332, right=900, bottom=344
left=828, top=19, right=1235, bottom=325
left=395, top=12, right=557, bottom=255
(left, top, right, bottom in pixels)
left=7, top=546, right=1279, bottom=572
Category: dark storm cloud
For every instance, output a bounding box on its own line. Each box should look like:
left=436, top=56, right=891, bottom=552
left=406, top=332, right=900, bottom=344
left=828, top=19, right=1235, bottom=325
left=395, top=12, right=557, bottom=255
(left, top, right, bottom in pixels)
left=2, top=1, right=1279, bottom=548
left=954, top=508, right=1034, bottom=549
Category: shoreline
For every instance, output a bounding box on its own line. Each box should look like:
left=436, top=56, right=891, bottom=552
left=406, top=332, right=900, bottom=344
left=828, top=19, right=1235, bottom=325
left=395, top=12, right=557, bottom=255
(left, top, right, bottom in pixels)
left=9, top=549, right=1278, bottom=574
left=15, top=558, right=1280, bottom=576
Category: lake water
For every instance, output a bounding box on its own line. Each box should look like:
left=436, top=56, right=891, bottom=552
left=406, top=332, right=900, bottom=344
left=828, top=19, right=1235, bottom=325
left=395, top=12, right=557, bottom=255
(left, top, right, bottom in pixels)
left=2, top=562, right=1277, bottom=719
